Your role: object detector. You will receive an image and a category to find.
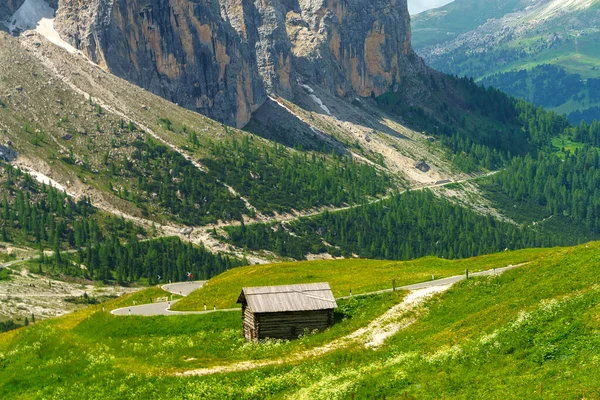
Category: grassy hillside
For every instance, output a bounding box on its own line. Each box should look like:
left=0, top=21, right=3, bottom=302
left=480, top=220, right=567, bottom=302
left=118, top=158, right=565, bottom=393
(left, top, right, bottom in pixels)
left=412, top=0, right=523, bottom=49
left=0, top=31, right=395, bottom=228
left=2, top=242, right=600, bottom=398
left=0, top=289, right=404, bottom=394
left=173, top=248, right=547, bottom=310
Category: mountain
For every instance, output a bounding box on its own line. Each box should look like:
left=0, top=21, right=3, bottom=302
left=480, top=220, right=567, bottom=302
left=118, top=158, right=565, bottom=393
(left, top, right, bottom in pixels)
left=412, top=0, right=600, bottom=123
left=3, top=0, right=600, bottom=397
left=0, top=0, right=465, bottom=284
left=407, top=0, right=455, bottom=15
left=1, top=0, right=600, bottom=272
left=1, top=0, right=536, bottom=231
left=1, top=0, right=600, bottom=312
left=51, top=0, right=423, bottom=128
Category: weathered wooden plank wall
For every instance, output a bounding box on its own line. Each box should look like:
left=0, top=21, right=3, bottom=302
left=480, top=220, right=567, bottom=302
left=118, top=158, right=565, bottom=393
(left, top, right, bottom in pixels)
left=252, top=309, right=334, bottom=340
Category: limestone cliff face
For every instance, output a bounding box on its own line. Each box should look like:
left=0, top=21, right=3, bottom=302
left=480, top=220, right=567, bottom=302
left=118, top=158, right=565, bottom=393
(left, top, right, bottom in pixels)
left=217, top=0, right=424, bottom=101
left=54, top=0, right=421, bottom=127
left=55, top=0, right=265, bottom=127
left=284, top=0, right=422, bottom=98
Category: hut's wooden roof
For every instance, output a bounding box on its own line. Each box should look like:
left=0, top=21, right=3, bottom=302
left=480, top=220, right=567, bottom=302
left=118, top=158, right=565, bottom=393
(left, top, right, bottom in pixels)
left=237, top=282, right=337, bottom=313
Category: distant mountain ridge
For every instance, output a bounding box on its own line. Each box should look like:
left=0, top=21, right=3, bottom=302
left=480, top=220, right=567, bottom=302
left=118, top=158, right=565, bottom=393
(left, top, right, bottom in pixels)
left=412, top=0, right=600, bottom=123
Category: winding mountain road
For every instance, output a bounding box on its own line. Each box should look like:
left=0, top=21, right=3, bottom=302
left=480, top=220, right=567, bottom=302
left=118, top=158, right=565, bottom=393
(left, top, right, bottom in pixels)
left=111, top=281, right=204, bottom=316
left=111, top=281, right=240, bottom=316
left=113, top=262, right=526, bottom=316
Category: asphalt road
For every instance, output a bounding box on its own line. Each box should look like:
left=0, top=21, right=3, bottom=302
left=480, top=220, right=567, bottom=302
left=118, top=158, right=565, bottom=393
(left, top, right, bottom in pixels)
left=400, top=263, right=521, bottom=290
left=112, top=264, right=526, bottom=316
left=338, top=263, right=525, bottom=299
left=111, top=281, right=209, bottom=316
left=110, top=301, right=228, bottom=316
left=111, top=281, right=240, bottom=316
left=162, top=281, right=207, bottom=297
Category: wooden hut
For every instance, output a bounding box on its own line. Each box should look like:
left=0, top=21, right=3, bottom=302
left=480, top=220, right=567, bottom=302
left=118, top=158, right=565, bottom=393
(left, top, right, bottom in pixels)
left=237, top=282, right=337, bottom=341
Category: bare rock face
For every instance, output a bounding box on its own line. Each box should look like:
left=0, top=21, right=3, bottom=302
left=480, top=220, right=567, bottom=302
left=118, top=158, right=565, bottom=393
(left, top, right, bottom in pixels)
left=55, top=0, right=266, bottom=128
left=1, top=0, right=26, bottom=24
left=54, top=0, right=422, bottom=127
left=285, top=0, right=422, bottom=98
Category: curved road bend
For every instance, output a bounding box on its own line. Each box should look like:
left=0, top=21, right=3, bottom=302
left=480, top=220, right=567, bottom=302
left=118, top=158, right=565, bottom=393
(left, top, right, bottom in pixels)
left=162, top=281, right=207, bottom=297
left=111, top=281, right=241, bottom=316
left=113, top=263, right=527, bottom=316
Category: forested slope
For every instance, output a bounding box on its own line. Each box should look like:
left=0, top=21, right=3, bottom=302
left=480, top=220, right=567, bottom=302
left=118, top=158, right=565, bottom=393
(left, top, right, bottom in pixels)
left=222, top=190, right=550, bottom=261
left=2, top=3, right=600, bottom=307
left=413, top=0, right=600, bottom=123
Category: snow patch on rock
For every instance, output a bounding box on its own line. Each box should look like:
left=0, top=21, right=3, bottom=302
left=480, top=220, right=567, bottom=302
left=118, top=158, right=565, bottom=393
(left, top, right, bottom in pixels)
left=4, top=0, right=77, bottom=54
left=300, top=84, right=332, bottom=116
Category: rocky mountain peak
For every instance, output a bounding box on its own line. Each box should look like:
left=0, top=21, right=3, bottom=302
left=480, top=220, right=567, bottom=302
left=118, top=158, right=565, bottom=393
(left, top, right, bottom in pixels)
left=49, top=0, right=422, bottom=127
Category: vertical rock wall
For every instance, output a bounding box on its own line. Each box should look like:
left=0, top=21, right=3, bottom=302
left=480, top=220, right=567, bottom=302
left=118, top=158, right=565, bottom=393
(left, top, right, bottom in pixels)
left=56, top=0, right=266, bottom=127
left=53, top=0, right=422, bottom=127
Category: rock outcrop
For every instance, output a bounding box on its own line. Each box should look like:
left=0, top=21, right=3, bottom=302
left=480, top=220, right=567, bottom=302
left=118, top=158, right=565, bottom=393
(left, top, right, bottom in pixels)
left=55, top=0, right=266, bottom=128
left=286, top=0, right=421, bottom=98
left=52, top=0, right=423, bottom=127
left=1, top=0, right=25, bottom=23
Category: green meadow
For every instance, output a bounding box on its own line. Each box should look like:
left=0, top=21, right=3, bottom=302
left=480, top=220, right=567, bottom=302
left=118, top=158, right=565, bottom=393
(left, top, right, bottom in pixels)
left=172, top=249, right=549, bottom=311
left=1, top=243, right=600, bottom=398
